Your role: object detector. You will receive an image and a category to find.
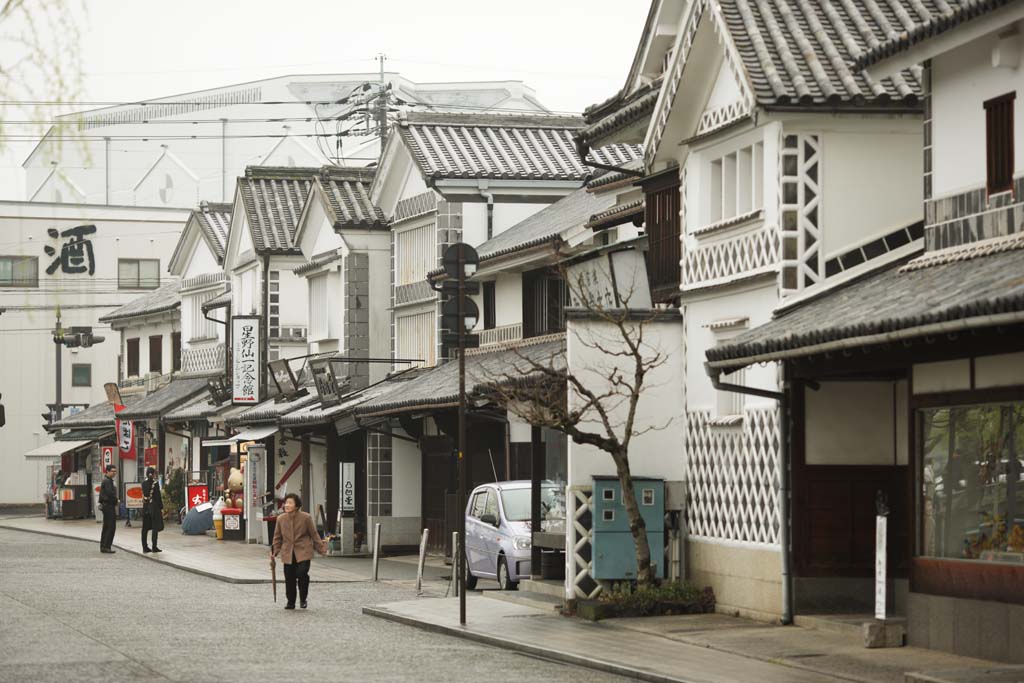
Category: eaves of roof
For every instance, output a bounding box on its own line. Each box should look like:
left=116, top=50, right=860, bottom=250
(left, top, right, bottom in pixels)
left=577, top=79, right=661, bottom=149
left=98, top=280, right=181, bottom=324
left=854, top=0, right=1017, bottom=69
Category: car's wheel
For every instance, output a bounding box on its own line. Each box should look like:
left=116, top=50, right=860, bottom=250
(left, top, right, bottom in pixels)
left=497, top=555, right=518, bottom=591
left=464, top=554, right=478, bottom=590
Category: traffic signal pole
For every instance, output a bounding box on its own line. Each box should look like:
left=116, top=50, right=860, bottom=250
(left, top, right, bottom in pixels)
left=457, top=249, right=467, bottom=626
left=54, top=308, right=63, bottom=424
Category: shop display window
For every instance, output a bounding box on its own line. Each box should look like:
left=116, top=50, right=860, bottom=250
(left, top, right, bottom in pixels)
left=920, top=402, right=1024, bottom=563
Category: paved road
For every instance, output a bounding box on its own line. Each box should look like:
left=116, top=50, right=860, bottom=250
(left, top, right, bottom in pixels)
left=0, top=528, right=625, bottom=682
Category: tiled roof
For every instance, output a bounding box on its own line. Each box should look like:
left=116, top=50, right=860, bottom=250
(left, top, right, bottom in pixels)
left=98, top=280, right=180, bottom=324
left=163, top=391, right=223, bottom=423
left=194, top=201, right=232, bottom=261
left=587, top=199, right=645, bottom=231
left=719, top=0, right=925, bottom=106
left=201, top=287, right=232, bottom=312
left=316, top=168, right=388, bottom=230
left=58, top=427, right=114, bottom=442
left=397, top=112, right=640, bottom=182
left=855, top=0, right=1015, bottom=68
left=579, top=79, right=662, bottom=148
left=225, top=391, right=319, bottom=427
left=706, top=242, right=1024, bottom=369
left=237, top=166, right=317, bottom=254
left=48, top=396, right=141, bottom=430
left=476, top=185, right=619, bottom=263
left=356, top=336, right=566, bottom=416
left=294, top=249, right=343, bottom=277
left=117, top=377, right=211, bottom=420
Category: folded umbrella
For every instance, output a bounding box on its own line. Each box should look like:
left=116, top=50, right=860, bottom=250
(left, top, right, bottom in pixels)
left=270, top=556, right=277, bottom=603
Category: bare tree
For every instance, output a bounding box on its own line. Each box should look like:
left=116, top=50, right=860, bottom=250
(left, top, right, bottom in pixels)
left=0, top=0, right=85, bottom=152
left=475, top=253, right=671, bottom=587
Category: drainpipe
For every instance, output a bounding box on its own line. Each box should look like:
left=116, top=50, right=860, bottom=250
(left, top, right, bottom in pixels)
left=705, top=360, right=793, bottom=625
left=575, top=138, right=644, bottom=178
left=479, top=186, right=495, bottom=240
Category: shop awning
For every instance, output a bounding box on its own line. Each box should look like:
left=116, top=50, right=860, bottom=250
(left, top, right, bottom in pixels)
left=116, top=377, right=211, bottom=421
left=24, top=440, right=93, bottom=459
left=201, top=438, right=236, bottom=448
left=233, top=425, right=278, bottom=442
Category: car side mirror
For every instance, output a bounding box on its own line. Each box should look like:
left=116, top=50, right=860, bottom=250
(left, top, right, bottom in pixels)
left=480, top=513, right=498, bottom=527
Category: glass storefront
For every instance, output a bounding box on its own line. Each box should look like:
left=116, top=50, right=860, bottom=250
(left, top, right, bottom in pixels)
left=919, top=402, right=1024, bottom=562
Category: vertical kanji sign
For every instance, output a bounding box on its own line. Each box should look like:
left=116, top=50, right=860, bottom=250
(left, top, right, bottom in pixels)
left=341, top=461, right=355, bottom=513
left=115, top=404, right=135, bottom=460
left=232, top=316, right=261, bottom=405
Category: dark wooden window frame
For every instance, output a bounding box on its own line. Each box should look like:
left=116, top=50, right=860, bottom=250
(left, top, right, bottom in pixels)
left=482, top=281, right=496, bottom=330
left=522, top=268, right=568, bottom=339
left=984, top=92, right=1015, bottom=196
left=149, top=335, right=163, bottom=374
left=172, top=331, right=181, bottom=372
left=640, top=168, right=682, bottom=303
left=71, top=363, right=91, bottom=387
left=126, top=338, right=140, bottom=377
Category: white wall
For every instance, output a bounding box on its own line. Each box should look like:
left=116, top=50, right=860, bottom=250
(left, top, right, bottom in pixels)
left=685, top=280, right=780, bottom=410
left=933, top=34, right=1024, bottom=197
left=462, top=202, right=547, bottom=247
left=805, top=381, right=909, bottom=466
left=565, top=316, right=687, bottom=486
left=0, top=202, right=188, bottom=504
left=391, top=435, right=422, bottom=518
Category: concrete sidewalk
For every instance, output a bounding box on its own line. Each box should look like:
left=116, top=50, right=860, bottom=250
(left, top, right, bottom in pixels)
left=0, top=516, right=447, bottom=585
left=365, top=596, right=1005, bottom=683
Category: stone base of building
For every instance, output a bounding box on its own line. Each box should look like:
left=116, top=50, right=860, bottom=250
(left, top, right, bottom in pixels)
left=687, top=537, right=783, bottom=622
left=907, top=592, right=1024, bottom=663
left=367, top=515, right=423, bottom=552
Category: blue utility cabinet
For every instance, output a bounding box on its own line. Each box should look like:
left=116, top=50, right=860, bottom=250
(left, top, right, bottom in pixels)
left=591, top=476, right=664, bottom=580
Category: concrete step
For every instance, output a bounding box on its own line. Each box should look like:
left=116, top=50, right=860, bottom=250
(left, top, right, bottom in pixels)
left=481, top=589, right=563, bottom=612
left=518, top=578, right=564, bottom=598
left=905, top=667, right=1024, bottom=683
left=794, top=613, right=907, bottom=647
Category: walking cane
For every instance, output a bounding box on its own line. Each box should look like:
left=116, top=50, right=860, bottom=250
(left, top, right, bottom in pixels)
left=270, top=555, right=277, bottom=603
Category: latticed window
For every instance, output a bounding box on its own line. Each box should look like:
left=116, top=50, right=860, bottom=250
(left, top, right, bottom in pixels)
left=707, top=141, right=764, bottom=227
left=985, top=92, right=1015, bottom=195
left=0, top=256, right=38, bottom=287
left=396, top=309, right=435, bottom=367
left=396, top=221, right=436, bottom=285
left=308, top=274, right=329, bottom=341
left=641, top=169, right=682, bottom=302
left=522, top=268, right=567, bottom=338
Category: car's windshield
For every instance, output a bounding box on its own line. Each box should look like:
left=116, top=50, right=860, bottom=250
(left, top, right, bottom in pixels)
left=500, top=486, right=561, bottom=522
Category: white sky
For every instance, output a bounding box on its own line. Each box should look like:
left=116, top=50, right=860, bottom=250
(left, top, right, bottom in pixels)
left=0, top=0, right=650, bottom=199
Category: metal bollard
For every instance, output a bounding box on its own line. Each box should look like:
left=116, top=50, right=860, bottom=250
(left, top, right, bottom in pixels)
left=450, top=531, right=459, bottom=597
left=416, top=528, right=429, bottom=594
left=371, top=522, right=382, bottom=581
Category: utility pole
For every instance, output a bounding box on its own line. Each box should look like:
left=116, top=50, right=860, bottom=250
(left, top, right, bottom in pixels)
left=53, top=306, right=63, bottom=425
left=377, top=53, right=389, bottom=158
left=50, top=307, right=105, bottom=427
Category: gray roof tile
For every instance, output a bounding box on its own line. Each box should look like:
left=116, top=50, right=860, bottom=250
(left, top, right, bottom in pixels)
left=397, top=112, right=640, bottom=182
left=238, top=167, right=317, bottom=254
left=98, top=280, right=180, bottom=324
left=707, top=240, right=1024, bottom=368
left=49, top=395, right=142, bottom=430
left=356, top=337, right=566, bottom=416
left=194, top=202, right=232, bottom=261
left=117, top=377, right=211, bottom=420
left=317, top=168, right=388, bottom=230
left=855, top=0, right=1015, bottom=68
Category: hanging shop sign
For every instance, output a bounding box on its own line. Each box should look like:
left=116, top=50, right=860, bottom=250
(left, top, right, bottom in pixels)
left=101, top=446, right=114, bottom=471
left=144, top=446, right=158, bottom=468
left=231, top=316, right=261, bottom=405
left=186, top=483, right=209, bottom=511
left=341, top=461, right=355, bottom=513
left=311, top=358, right=349, bottom=407
left=115, top=404, right=135, bottom=460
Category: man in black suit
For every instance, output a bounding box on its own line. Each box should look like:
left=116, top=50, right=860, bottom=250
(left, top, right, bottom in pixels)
left=99, top=464, right=119, bottom=554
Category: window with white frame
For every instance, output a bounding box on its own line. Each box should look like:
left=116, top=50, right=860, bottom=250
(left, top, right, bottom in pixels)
left=308, top=273, right=329, bottom=341
left=396, top=222, right=435, bottom=286
left=188, top=291, right=218, bottom=342
left=705, top=141, right=764, bottom=228
left=396, top=309, right=435, bottom=367
left=712, top=323, right=749, bottom=417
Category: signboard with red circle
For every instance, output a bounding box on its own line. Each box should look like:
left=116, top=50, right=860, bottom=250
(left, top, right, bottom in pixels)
left=101, top=446, right=114, bottom=471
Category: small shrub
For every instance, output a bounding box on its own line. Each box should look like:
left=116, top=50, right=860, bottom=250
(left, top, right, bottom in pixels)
left=599, top=580, right=715, bottom=617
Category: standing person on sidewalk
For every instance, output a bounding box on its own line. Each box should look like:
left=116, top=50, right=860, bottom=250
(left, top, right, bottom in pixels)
left=270, top=493, right=326, bottom=610
left=98, top=464, right=119, bottom=554
left=141, top=467, right=164, bottom=553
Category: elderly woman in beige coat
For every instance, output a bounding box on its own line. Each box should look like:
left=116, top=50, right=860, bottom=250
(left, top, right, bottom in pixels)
left=271, top=493, right=326, bottom=609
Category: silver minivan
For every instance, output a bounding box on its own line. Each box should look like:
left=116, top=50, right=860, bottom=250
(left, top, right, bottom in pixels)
left=464, top=480, right=564, bottom=590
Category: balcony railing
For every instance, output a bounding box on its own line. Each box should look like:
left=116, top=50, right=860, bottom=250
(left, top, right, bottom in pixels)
left=478, top=322, right=523, bottom=348
left=181, top=342, right=225, bottom=374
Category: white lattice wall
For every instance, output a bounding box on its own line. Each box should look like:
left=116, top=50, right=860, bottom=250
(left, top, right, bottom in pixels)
left=566, top=486, right=604, bottom=600
left=686, top=408, right=780, bottom=546
left=683, top=225, right=780, bottom=289
left=780, top=133, right=822, bottom=293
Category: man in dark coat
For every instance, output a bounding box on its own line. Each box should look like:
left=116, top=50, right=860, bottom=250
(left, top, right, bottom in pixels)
left=99, top=464, right=118, bottom=553
left=141, top=467, right=163, bottom=553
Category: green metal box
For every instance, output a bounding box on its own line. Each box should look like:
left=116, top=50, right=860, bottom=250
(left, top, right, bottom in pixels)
left=591, top=476, right=664, bottom=580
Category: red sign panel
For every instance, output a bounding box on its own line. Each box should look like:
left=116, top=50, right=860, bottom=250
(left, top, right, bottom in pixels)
left=115, top=404, right=135, bottom=460
left=143, top=446, right=158, bottom=468
left=186, top=484, right=209, bottom=510
left=101, top=446, right=114, bottom=471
